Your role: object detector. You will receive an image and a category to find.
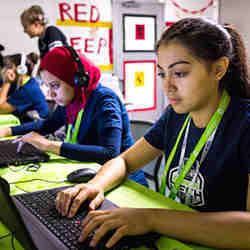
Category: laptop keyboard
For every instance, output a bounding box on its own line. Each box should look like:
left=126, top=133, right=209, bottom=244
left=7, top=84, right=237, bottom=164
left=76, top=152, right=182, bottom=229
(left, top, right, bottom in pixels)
left=15, top=186, right=90, bottom=250
left=0, top=139, right=49, bottom=167
left=14, top=186, right=160, bottom=250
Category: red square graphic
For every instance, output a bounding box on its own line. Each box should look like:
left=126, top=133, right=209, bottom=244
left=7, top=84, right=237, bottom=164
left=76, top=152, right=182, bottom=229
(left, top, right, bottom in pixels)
left=135, top=24, right=145, bottom=40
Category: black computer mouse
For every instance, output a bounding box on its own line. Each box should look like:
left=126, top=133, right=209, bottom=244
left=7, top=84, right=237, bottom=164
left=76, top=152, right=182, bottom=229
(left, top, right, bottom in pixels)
left=66, top=168, right=97, bottom=183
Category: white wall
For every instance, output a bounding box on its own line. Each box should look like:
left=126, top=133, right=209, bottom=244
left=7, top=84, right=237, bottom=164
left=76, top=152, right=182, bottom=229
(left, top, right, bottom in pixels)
left=3, top=1, right=248, bottom=123
left=220, top=0, right=250, bottom=64
left=112, top=1, right=166, bottom=121
left=0, top=1, right=55, bottom=56
left=164, top=0, right=218, bottom=22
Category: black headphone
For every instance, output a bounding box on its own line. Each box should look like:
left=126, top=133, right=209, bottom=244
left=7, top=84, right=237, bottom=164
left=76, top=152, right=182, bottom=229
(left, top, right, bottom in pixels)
left=64, top=46, right=90, bottom=88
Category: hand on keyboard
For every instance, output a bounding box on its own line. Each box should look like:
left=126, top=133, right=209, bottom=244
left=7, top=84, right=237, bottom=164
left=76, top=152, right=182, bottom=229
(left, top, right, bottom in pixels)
left=56, top=183, right=105, bottom=218
left=80, top=226, right=161, bottom=250
left=16, top=186, right=160, bottom=250
left=79, top=207, right=160, bottom=249
left=12, top=137, right=25, bottom=153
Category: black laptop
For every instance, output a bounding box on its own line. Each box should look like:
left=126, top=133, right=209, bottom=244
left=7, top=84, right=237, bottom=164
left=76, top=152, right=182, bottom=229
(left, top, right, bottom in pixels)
left=0, top=177, right=160, bottom=250
left=0, top=139, right=50, bottom=167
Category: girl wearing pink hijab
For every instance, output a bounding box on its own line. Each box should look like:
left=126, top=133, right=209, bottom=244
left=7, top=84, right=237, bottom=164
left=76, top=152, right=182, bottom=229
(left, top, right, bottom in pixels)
left=0, top=46, right=147, bottom=186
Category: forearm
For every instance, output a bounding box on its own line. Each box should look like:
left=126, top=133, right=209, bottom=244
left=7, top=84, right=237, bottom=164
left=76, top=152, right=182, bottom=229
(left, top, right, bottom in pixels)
left=61, top=127, right=122, bottom=164
left=11, top=120, right=44, bottom=136
left=86, top=138, right=162, bottom=193
left=88, top=156, right=127, bottom=193
left=60, top=143, right=119, bottom=165
left=0, top=127, right=12, bottom=138
left=0, top=82, right=11, bottom=105
left=147, top=208, right=250, bottom=249
left=45, top=140, right=62, bottom=155
left=0, top=82, right=14, bottom=113
left=12, top=106, right=66, bottom=136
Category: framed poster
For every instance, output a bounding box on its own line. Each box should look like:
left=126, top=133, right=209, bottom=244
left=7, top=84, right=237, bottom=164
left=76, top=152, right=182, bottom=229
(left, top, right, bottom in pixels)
left=123, top=60, right=156, bottom=112
left=55, top=0, right=113, bottom=71
left=123, top=14, right=156, bottom=52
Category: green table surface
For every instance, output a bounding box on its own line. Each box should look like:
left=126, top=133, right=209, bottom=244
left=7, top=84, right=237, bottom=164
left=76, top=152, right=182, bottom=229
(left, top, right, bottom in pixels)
left=0, top=157, right=216, bottom=250
left=0, top=114, right=20, bottom=127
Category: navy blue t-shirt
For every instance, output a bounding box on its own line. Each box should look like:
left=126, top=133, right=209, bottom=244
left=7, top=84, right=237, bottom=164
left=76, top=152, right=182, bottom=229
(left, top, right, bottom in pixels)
left=12, top=84, right=147, bottom=186
left=145, top=96, right=250, bottom=212
left=7, top=77, right=49, bottom=121
left=39, top=26, right=68, bottom=59
left=0, top=79, right=17, bottom=96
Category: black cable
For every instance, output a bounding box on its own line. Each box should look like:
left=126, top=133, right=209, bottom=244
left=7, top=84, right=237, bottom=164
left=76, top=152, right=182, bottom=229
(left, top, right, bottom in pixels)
left=147, top=242, right=158, bottom=250
left=13, top=185, right=29, bottom=193
left=9, top=163, right=42, bottom=173
left=9, top=178, right=66, bottom=185
left=26, top=163, right=41, bottom=172
left=8, top=165, right=26, bottom=173
left=0, top=232, right=11, bottom=240
left=0, top=232, right=16, bottom=250
left=11, top=232, right=16, bottom=250
left=10, top=178, right=66, bottom=193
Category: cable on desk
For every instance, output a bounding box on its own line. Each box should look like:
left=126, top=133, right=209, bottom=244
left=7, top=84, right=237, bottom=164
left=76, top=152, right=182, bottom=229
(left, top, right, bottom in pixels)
left=0, top=232, right=12, bottom=240
left=26, top=163, right=41, bottom=172
left=9, top=179, right=66, bottom=185
left=10, top=179, right=66, bottom=193
left=11, top=232, right=16, bottom=250
left=0, top=232, right=16, bottom=250
left=9, top=163, right=42, bottom=173
left=8, top=165, right=26, bottom=173
left=146, top=242, right=158, bottom=250
left=13, top=185, right=29, bottom=193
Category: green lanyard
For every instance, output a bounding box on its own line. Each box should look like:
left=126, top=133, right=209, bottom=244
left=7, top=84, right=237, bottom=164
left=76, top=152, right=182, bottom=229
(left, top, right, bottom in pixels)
left=159, top=90, right=230, bottom=200
left=22, top=76, right=30, bottom=86
left=65, top=109, right=84, bottom=144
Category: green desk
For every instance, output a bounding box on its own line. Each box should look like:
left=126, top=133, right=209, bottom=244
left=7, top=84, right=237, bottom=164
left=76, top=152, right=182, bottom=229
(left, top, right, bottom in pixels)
left=0, top=114, right=20, bottom=127
left=0, top=160, right=216, bottom=250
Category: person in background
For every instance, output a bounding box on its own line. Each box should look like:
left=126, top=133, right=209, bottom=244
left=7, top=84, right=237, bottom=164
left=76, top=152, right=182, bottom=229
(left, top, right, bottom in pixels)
left=0, top=46, right=147, bottom=187
left=20, top=5, right=69, bottom=132
left=0, top=44, right=5, bottom=70
left=20, top=5, right=68, bottom=59
left=55, top=18, right=250, bottom=249
left=0, top=52, right=49, bottom=122
left=0, top=44, right=12, bottom=93
left=0, top=45, right=20, bottom=97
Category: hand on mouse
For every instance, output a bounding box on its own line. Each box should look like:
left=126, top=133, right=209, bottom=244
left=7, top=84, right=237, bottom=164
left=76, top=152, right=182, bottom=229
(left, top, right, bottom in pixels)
left=55, top=183, right=104, bottom=218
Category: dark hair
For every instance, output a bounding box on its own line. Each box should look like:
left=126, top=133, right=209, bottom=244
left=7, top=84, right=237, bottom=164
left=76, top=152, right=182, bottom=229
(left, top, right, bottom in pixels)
left=0, top=44, right=5, bottom=68
left=156, top=18, right=250, bottom=98
left=0, top=54, right=4, bottom=69
left=0, top=44, right=4, bottom=52
left=3, top=52, right=39, bottom=76
left=20, top=5, right=47, bottom=26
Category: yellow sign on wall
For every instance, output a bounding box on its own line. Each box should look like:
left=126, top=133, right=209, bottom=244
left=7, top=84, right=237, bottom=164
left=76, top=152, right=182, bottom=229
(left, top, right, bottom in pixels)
left=135, top=72, right=145, bottom=87
left=124, top=60, right=156, bottom=111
